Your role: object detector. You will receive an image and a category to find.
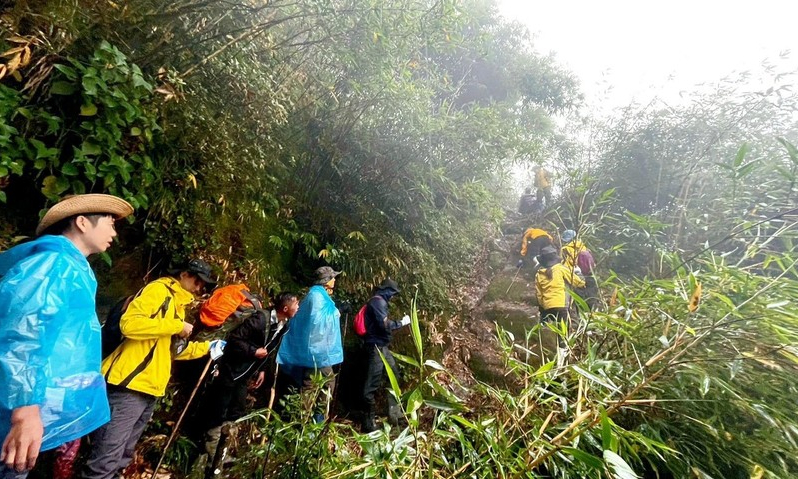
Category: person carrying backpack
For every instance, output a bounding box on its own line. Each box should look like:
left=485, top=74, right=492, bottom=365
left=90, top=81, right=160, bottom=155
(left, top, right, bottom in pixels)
left=276, top=266, right=343, bottom=423
left=198, top=292, right=299, bottom=457
left=517, top=227, right=553, bottom=270
left=0, top=194, right=132, bottom=478
left=560, top=229, right=598, bottom=311
left=360, top=278, right=410, bottom=433
left=535, top=246, right=585, bottom=324
left=517, top=187, right=536, bottom=215
left=560, top=230, right=585, bottom=276
left=81, top=259, right=224, bottom=479
left=534, top=166, right=552, bottom=209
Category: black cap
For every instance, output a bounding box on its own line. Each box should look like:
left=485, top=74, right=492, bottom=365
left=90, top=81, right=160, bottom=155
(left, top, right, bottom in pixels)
left=377, top=278, right=400, bottom=293
left=538, top=246, right=560, bottom=268
left=186, top=258, right=217, bottom=285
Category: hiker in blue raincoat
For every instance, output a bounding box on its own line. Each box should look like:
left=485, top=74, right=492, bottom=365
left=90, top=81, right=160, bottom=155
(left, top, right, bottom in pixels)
left=0, top=194, right=133, bottom=478
left=276, top=266, right=343, bottom=422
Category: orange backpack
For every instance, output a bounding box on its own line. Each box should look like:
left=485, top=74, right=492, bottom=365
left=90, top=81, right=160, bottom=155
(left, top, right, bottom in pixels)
left=200, top=284, right=261, bottom=328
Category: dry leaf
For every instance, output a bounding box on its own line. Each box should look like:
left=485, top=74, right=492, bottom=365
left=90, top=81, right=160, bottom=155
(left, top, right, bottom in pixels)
left=688, top=282, right=702, bottom=312
left=20, top=46, right=31, bottom=67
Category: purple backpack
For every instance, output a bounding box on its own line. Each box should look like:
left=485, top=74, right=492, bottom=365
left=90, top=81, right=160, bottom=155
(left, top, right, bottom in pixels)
left=577, top=250, right=595, bottom=274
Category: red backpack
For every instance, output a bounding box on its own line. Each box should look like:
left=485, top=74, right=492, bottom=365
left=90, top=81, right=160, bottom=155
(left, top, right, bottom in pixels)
left=353, top=296, right=381, bottom=336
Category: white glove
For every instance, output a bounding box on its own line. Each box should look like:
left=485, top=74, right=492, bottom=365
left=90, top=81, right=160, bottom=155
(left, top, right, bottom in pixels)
left=573, top=266, right=583, bottom=277
left=209, top=339, right=226, bottom=360
left=400, top=315, right=411, bottom=327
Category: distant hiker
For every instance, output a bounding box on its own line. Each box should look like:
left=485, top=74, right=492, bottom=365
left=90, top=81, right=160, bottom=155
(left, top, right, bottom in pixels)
left=199, top=292, right=299, bottom=457
left=560, top=230, right=598, bottom=311
left=518, top=227, right=554, bottom=269
left=276, top=266, right=343, bottom=423
left=560, top=230, right=585, bottom=274
left=81, top=259, right=224, bottom=479
left=360, top=278, right=411, bottom=433
left=534, top=166, right=552, bottom=209
left=0, top=194, right=132, bottom=478
left=535, top=246, right=585, bottom=324
left=517, top=187, right=536, bottom=215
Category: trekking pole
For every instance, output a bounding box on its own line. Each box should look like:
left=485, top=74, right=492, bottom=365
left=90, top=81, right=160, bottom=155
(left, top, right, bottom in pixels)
left=153, top=356, right=214, bottom=475
left=265, top=364, right=279, bottom=422
left=505, top=264, right=523, bottom=295
left=329, top=310, right=349, bottom=419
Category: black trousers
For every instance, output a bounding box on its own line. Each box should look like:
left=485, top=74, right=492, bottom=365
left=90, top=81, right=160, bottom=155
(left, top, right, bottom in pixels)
left=200, top=373, right=249, bottom=430
left=539, top=307, right=569, bottom=324
left=362, top=344, right=399, bottom=412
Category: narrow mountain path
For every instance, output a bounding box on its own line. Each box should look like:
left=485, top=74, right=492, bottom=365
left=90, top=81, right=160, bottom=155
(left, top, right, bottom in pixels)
left=440, top=212, right=550, bottom=389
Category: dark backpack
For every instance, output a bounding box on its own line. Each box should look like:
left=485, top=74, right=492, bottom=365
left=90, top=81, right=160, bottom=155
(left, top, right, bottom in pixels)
left=101, top=295, right=136, bottom=359
left=101, top=281, right=177, bottom=358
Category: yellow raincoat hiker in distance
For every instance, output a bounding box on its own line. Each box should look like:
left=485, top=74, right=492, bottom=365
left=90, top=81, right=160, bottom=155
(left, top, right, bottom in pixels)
left=102, top=277, right=210, bottom=397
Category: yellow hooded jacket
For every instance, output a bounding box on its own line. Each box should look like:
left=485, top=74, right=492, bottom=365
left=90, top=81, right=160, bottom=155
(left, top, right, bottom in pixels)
left=520, top=228, right=553, bottom=257
left=535, top=263, right=585, bottom=310
left=102, top=277, right=210, bottom=397
left=561, top=240, right=587, bottom=273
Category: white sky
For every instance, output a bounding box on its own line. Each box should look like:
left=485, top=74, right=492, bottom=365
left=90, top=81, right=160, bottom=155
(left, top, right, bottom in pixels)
left=497, top=0, right=798, bottom=110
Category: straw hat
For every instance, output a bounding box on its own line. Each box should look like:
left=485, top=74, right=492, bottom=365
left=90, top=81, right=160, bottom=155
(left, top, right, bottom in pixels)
left=36, top=194, right=134, bottom=236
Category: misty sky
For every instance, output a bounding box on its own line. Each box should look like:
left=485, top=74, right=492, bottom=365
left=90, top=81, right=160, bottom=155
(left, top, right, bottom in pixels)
left=498, top=0, right=797, bottom=110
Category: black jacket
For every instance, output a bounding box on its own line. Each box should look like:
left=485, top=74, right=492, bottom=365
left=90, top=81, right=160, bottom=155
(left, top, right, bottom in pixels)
left=220, top=309, right=287, bottom=381
left=363, top=290, right=402, bottom=347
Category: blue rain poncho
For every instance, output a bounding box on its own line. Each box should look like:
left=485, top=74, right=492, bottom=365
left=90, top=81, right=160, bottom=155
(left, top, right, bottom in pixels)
left=0, top=235, right=110, bottom=451
left=277, top=285, right=342, bottom=368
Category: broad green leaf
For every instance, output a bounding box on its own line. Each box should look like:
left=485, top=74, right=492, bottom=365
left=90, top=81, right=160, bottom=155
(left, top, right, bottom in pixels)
left=572, top=365, right=620, bottom=393
left=81, top=142, right=102, bottom=156
left=563, top=447, right=603, bottom=470
left=407, top=388, right=423, bottom=416
left=423, top=399, right=461, bottom=412
left=50, top=81, right=77, bottom=95
left=391, top=352, right=419, bottom=368
left=423, top=359, right=445, bottom=371
left=450, top=415, right=479, bottom=430
left=61, top=163, right=78, bottom=176
left=733, top=143, right=749, bottom=168
left=379, top=348, right=402, bottom=402
left=80, top=103, right=98, bottom=116
left=53, top=64, right=78, bottom=81
left=604, top=450, right=640, bottom=479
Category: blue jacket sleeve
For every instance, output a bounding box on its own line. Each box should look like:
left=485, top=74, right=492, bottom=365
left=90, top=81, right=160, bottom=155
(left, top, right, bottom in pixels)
left=0, top=252, right=69, bottom=410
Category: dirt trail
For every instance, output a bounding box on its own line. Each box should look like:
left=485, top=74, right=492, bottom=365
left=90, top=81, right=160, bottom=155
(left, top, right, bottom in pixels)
left=441, top=213, right=545, bottom=387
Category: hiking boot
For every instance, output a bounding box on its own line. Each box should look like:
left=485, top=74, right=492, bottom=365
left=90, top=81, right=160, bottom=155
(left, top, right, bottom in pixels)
left=362, top=412, right=378, bottom=433
left=204, top=425, right=223, bottom=457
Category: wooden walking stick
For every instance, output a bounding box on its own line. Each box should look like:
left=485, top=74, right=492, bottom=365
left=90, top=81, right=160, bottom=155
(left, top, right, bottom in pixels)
left=153, top=356, right=214, bottom=475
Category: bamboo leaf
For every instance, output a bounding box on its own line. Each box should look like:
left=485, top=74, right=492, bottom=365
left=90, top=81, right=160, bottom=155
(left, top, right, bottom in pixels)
left=604, top=450, right=640, bottom=479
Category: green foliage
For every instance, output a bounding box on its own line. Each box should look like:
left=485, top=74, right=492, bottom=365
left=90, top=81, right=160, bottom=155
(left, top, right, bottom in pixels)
left=0, top=41, right=161, bottom=207
left=225, top=231, right=798, bottom=478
